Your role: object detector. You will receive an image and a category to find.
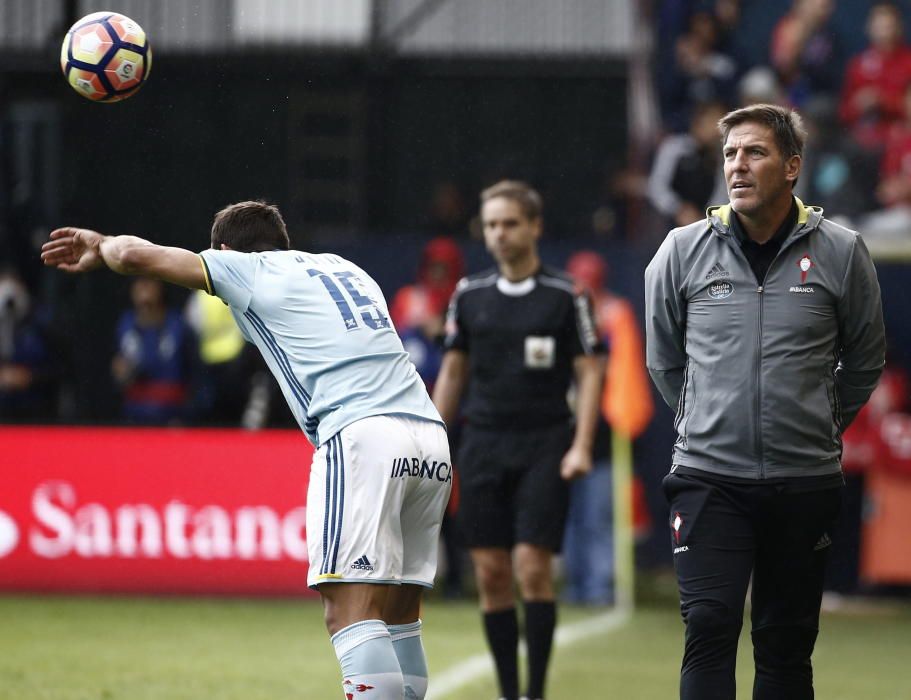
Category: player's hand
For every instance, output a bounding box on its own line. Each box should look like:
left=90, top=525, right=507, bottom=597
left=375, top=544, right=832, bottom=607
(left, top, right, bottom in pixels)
left=560, top=444, right=593, bottom=481
left=41, top=227, right=106, bottom=273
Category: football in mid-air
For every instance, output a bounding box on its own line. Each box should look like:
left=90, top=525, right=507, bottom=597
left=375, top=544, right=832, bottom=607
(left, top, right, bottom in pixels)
left=60, top=12, right=152, bottom=102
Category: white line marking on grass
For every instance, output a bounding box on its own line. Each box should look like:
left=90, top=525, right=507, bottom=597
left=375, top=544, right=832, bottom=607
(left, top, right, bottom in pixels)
left=426, top=606, right=632, bottom=700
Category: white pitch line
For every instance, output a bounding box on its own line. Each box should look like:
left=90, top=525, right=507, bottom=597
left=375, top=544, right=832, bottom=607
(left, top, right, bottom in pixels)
left=425, top=605, right=632, bottom=700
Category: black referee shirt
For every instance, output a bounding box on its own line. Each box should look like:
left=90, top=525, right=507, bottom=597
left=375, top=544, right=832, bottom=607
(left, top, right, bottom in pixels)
left=444, top=265, right=604, bottom=430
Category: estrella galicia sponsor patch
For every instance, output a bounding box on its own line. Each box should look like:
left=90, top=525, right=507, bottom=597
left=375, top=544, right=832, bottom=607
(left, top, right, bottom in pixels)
left=707, top=280, right=733, bottom=299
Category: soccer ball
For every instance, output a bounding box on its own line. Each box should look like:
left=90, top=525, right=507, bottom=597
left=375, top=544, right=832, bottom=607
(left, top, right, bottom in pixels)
left=60, top=12, right=152, bottom=102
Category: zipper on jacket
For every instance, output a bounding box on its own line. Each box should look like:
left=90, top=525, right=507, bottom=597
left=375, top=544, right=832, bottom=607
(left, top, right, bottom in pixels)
left=714, top=211, right=815, bottom=479
left=756, top=284, right=765, bottom=478
left=753, top=224, right=810, bottom=477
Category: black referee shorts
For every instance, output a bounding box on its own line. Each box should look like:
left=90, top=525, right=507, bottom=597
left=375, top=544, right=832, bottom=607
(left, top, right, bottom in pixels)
left=456, top=421, right=573, bottom=552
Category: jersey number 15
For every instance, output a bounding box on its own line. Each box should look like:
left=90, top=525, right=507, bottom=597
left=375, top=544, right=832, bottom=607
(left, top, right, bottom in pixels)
left=307, top=269, right=390, bottom=331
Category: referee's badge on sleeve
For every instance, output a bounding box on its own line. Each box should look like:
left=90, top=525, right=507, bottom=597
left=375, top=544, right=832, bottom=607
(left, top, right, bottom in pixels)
left=525, top=335, right=556, bottom=369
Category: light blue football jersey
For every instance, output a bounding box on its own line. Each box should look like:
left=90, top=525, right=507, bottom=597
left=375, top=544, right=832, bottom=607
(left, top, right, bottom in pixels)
left=198, top=249, right=443, bottom=446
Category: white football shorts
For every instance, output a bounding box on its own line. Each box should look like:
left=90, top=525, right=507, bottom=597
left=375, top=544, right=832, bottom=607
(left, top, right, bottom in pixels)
left=307, top=415, right=451, bottom=589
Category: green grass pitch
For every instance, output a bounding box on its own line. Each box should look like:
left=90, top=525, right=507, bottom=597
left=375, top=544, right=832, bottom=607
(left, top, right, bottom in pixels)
left=1, top=583, right=909, bottom=699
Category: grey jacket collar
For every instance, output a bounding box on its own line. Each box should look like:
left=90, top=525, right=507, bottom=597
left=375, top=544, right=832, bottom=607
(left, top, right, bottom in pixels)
left=706, top=197, right=823, bottom=249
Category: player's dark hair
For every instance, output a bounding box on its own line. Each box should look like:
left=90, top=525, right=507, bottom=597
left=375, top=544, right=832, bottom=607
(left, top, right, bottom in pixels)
left=718, top=103, right=807, bottom=160
left=210, top=200, right=290, bottom=252
left=480, top=180, right=543, bottom=221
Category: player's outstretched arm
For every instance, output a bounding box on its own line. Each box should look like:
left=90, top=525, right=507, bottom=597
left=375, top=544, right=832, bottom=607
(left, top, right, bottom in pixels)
left=42, top=227, right=208, bottom=291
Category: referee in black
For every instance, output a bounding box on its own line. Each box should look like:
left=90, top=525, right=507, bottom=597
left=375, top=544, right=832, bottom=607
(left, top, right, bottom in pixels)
left=433, top=180, right=605, bottom=700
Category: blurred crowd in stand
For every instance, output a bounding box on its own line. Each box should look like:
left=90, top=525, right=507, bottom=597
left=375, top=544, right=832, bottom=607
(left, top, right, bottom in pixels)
left=647, top=0, right=911, bottom=245
left=0, top=268, right=58, bottom=422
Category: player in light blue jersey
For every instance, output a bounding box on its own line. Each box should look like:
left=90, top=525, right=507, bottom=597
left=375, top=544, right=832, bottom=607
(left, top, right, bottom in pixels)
left=42, top=200, right=451, bottom=700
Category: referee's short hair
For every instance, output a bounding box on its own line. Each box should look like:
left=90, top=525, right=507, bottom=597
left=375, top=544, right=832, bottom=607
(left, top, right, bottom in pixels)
left=481, top=180, right=543, bottom=221
left=718, top=103, right=807, bottom=159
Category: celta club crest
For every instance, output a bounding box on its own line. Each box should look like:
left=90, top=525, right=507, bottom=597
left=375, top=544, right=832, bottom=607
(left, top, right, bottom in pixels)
left=798, top=255, right=814, bottom=284
left=344, top=680, right=375, bottom=698
left=672, top=512, right=684, bottom=544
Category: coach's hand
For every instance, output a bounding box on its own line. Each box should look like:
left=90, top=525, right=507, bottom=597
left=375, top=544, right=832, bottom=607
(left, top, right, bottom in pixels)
left=41, top=228, right=106, bottom=273
left=560, top=444, right=593, bottom=481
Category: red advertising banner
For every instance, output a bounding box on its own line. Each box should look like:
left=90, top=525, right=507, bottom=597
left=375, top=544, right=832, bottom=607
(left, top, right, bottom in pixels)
left=0, top=427, right=317, bottom=596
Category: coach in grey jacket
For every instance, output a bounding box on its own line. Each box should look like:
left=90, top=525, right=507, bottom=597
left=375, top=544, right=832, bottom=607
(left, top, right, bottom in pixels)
left=645, top=104, right=885, bottom=700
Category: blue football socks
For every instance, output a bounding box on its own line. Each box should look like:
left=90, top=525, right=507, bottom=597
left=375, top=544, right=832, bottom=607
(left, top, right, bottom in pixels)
left=331, top=619, right=404, bottom=699
left=388, top=620, right=428, bottom=699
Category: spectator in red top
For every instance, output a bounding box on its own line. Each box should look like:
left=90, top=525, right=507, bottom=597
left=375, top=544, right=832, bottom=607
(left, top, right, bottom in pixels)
left=562, top=251, right=654, bottom=606
left=873, top=83, right=911, bottom=213
left=771, top=0, right=843, bottom=106
left=829, top=361, right=908, bottom=593
left=839, top=3, right=911, bottom=150
left=856, top=81, right=911, bottom=239
left=389, top=237, right=464, bottom=333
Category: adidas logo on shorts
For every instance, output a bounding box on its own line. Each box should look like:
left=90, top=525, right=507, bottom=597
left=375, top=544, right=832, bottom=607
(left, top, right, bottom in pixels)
left=351, top=555, right=374, bottom=571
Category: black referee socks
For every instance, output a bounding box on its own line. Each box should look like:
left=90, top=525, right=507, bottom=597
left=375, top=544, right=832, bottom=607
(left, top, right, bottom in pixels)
left=483, top=608, right=519, bottom=700
left=523, top=600, right=556, bottom=700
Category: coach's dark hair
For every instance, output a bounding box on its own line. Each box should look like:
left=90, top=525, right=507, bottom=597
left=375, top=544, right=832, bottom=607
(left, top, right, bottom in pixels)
left=718, top=103, right=807, bottom=160
left=210, top=200, right=290, bottom=252
left=480, top=180, right=543, bottom=221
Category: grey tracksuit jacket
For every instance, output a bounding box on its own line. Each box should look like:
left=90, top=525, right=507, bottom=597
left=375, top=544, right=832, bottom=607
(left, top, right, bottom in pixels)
left=645, top=198, right=885, bottom=479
